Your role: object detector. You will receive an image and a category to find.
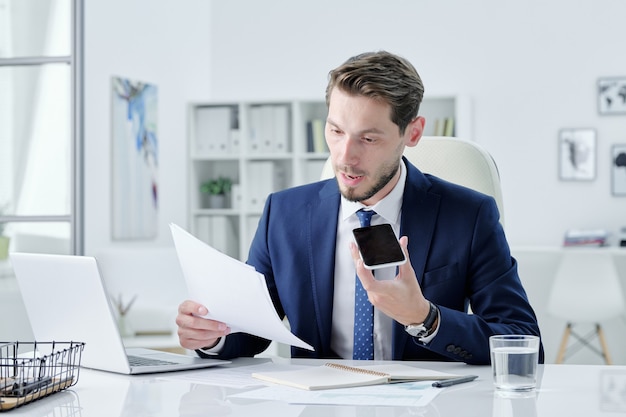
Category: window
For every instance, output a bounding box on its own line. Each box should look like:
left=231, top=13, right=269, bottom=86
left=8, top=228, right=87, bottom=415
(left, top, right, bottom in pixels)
left=0, top=0, right=82, bottom=276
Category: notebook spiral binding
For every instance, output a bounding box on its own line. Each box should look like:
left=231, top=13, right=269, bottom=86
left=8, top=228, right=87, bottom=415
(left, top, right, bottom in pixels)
left=324, top=362, right=390, bottom=377
left=0, top=341, right=85, bottom=411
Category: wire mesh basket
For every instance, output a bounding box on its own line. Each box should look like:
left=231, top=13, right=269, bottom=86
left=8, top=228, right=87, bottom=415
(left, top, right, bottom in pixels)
left=0, top=341, right=85, bottom=411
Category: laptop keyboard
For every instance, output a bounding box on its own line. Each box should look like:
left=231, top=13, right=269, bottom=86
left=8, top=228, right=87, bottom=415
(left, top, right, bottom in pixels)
left=127, top=355, right=178, bottom=367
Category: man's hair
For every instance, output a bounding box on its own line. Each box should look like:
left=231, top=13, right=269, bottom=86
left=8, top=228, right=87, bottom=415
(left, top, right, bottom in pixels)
left=325, top=51, right=425, bottom=135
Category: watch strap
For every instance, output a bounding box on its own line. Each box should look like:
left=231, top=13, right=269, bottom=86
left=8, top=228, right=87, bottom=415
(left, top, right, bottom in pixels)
left=405, top=301, right=438, bottom=338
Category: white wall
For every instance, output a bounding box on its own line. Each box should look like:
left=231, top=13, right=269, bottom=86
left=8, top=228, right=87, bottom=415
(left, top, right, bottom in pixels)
left=208, top=0, right=626, bottom=247
left=83, top=0, right=212, bottom=253
left=84, top=0, right=626, bottom=251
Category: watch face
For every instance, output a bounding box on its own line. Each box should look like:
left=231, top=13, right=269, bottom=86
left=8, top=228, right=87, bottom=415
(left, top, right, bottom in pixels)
left=405, top=325, right=426, bottom=337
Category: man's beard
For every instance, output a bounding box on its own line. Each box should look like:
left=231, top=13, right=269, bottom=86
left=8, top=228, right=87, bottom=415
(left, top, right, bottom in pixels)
left=341, top=161, right=400, bottom=203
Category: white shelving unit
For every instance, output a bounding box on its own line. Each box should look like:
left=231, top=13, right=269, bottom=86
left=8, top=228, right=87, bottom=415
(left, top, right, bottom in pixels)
left=187, top=97, right=470, bottom=261
left=419, top=95, right=472, bottom=139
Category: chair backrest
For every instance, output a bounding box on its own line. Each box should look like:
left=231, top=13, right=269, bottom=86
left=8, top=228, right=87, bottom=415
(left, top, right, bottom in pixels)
left=546, top=250, right=626, bottom=323
left=320, top=136, right=505, bottom=226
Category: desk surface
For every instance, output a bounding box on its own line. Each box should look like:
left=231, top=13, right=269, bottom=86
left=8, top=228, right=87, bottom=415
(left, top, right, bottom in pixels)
left=5, top=357, right=625, bottom=417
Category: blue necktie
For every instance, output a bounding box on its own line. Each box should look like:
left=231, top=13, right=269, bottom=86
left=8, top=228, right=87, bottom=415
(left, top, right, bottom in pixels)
left=353, top=209, right=376, bottom=360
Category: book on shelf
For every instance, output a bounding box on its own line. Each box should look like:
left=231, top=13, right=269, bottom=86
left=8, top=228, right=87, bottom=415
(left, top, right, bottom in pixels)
left=432, top=117, right=455, bottom=137
left=563, top=229, right=609, bottom=247
left=443, top=117, right=455, bottom=137
left=306, top=119, right=327, bottom=153
left=252, top=362, right=460, bottom=391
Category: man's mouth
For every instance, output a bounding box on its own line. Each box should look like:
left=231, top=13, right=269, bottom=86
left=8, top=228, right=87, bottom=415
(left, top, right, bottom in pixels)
left=340, top=171, right=365, bottom=186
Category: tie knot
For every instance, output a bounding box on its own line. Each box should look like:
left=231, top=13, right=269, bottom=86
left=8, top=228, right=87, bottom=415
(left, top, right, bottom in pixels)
left=356, top=209, right=376, bottom=227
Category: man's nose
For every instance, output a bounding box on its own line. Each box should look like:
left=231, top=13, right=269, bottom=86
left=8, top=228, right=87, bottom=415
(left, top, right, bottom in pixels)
left=337, top=136, right=361, bottom=166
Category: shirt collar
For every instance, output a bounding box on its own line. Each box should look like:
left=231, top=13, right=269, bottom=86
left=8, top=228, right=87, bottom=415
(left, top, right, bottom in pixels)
left=341, top=159, right=406, bottom=224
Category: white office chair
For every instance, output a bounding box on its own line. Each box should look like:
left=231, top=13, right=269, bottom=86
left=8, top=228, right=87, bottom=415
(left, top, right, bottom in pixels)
left=547, top=249, right=625, bottom=364
left=320, top=136, right=505, bottom=226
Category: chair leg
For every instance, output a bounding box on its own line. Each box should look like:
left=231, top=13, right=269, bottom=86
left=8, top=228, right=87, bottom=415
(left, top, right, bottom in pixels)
left=596, top=324, right=613, bottom=365
left=555, top=323, right=572, bottom=364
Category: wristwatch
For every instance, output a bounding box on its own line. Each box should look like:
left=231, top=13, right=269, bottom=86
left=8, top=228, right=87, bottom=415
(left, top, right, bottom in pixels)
left=404, top=301, right=439, bottom=338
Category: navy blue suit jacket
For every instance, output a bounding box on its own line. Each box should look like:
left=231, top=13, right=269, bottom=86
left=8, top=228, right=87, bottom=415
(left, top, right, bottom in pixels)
left=206, top=158, right=543, bottom=365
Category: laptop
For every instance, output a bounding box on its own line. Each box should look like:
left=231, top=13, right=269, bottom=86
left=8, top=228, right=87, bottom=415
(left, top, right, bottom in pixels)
left=10, top=252, right=230, bottom=374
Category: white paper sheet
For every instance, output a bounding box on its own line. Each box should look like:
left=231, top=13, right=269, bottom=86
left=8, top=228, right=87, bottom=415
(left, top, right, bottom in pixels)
left=229, top=381, right=442, bottom=407
left=170, top=223, right=314, bottom=351
left=158, top=362, right=305, bottom=389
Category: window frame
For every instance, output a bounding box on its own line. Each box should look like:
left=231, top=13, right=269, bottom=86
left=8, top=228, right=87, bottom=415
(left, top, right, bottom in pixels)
left=0, top=0, right=83, bottom=255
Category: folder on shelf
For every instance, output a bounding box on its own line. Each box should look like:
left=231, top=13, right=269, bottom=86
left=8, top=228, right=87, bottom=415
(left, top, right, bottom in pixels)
left=249, top=105, right=290, bottom=153
left=195, top=106, right=233, bottom=154
left=272, top=105, right=290, bottom=153
left=195, top=216, right=239, bottom=259
left=247, top=161, right=275, bottom=211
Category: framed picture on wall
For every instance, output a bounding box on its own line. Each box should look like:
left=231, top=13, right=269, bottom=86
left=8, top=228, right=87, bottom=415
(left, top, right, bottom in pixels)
left=612, top=144, right=626, bottom=196
left=598, top=77, right=626, bottom=115
left=559, top=128, right=596, bottom=181
left=111, top=76, right=159, bottom=240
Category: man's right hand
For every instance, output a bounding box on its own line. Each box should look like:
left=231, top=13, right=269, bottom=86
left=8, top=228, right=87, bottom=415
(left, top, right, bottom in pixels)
left=176, top=300, right=231, bottom=350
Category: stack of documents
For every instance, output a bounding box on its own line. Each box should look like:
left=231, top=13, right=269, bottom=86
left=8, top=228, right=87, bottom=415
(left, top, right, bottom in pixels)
left=169, top=223, right=313, bottom=351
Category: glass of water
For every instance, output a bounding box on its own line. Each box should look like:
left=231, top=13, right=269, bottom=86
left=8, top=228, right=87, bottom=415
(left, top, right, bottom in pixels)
left=490, top=335, right=540, bottom=391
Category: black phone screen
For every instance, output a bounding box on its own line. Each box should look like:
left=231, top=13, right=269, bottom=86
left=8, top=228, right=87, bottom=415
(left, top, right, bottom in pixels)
left=352, top=224, right=406, bottom=270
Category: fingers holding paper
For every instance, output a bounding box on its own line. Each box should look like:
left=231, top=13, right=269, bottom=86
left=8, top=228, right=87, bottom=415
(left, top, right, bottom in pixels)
left=350, top=236, right=432, bottom=327
left=176, top=300, right=231, bottom=350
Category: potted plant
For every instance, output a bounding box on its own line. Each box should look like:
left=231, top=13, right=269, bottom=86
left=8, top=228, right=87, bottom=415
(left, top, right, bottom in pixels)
left=0, top=203, right=10, bottom=260
left=200, top=176, right=232, bottom=208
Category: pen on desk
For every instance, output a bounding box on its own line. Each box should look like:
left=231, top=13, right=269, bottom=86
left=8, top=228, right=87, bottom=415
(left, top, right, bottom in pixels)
left=432, top=374, right=478, bottom=388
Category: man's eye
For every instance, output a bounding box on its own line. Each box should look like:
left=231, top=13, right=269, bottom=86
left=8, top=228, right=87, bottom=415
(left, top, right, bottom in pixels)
left=363, top=137, right=375, bottom=143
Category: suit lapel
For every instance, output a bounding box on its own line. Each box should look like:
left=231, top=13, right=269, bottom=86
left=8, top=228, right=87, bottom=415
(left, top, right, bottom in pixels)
left=394, top=158, right=441, bottom=359
left=307, top=179, right=341, bottom=353
left=400, top=159, right=440, bottom=284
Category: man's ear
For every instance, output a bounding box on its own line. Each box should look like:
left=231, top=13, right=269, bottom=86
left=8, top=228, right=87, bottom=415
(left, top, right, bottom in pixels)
left=405, top=116, right=425, bottom=148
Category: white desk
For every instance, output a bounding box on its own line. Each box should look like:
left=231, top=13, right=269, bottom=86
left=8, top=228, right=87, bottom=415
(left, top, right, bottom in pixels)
left=5, top=358, right=625, bottom=416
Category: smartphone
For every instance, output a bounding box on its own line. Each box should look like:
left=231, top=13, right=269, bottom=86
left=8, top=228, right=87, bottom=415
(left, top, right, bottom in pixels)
left=352, top=223, right=407, bottom=270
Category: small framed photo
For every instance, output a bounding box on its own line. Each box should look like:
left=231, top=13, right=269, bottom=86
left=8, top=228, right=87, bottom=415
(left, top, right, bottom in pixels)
left=559, top=128, right=596, bottom=181
left=612, top=144, right=626, bottom=196
left=598, top=77, right=626, bottom=114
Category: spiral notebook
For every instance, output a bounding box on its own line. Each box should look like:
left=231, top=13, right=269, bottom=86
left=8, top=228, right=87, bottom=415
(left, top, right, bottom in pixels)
left=252, top=363, right=460, bottom=391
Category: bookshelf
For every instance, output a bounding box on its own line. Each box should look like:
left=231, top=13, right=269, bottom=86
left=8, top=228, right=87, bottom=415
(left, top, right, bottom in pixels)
left=187, top=96, right=470, bottom=261
left=418, top=96, right=472, bottom=139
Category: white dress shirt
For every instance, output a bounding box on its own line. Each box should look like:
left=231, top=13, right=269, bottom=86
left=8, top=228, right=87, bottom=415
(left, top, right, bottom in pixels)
left=330, top=161, right=406, bottom=360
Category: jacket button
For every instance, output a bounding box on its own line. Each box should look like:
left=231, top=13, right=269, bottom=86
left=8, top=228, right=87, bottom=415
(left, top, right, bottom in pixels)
left=446, top=344, right=456, bottom=353
left=453, top=347, right=462, bottom=355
